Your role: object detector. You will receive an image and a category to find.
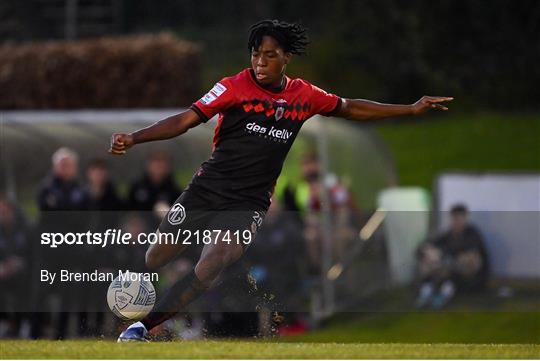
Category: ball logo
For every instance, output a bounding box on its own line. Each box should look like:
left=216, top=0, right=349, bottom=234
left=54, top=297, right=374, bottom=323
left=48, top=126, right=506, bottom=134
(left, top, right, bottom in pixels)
left=168, top=203, right=186, bottom=225
left=115, top=291, right=133, bottom=310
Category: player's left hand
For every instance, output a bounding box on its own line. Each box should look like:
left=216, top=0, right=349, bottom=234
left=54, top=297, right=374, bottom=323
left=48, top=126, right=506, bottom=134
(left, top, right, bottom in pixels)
left=411, top=96, right=453, bottom=115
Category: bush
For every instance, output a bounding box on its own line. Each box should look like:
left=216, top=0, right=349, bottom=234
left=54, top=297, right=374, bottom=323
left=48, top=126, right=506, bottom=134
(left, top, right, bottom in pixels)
left=0, top=33, right=201, bottom=108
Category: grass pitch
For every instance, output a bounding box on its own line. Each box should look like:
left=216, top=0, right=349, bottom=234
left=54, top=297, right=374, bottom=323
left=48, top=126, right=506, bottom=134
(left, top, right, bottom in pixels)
left=0, top=340, right=539, bottom=359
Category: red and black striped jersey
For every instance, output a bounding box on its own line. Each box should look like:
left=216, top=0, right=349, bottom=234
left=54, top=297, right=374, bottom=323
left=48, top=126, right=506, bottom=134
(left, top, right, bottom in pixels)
left=189, top=68, right=341, bottom=209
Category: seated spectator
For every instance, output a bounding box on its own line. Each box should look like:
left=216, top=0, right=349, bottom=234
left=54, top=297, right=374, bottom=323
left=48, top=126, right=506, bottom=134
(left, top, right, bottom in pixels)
left=415, top=204, right=490, bottom=309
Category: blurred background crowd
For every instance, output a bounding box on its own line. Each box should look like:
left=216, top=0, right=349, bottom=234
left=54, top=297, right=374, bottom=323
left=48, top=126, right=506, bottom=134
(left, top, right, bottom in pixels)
left=0, top=144, right=510, bottom=340
left=0, top=146, right=365, bottom=339
left=1, top=0, right=538, bottom=343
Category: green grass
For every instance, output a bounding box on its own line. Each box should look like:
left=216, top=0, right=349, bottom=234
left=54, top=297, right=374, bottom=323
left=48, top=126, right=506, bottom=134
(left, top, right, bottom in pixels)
left=375, top=112, right=540, bottom=190
left=288, top=312, right=540, bottom=344
left=0, top=340, right=538, bottom=359
left=1, top=300, right=538, bottom=358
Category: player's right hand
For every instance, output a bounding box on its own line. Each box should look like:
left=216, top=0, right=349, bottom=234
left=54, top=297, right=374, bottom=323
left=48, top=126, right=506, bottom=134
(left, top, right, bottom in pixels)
left=109, top=133, right=134, bottom=155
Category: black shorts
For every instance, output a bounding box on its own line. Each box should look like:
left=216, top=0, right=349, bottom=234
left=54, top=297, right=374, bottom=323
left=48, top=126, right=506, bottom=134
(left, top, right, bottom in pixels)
left=158, top=188, right=266, bottom=250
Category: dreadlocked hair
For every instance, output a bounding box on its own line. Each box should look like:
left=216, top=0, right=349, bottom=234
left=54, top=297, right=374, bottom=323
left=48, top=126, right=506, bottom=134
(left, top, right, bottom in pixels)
left=248, top=20, right=309, bottom=55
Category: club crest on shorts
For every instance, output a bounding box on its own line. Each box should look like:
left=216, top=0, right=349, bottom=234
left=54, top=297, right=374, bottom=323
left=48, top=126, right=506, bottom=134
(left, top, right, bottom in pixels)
left=274, top=99, right=287, bottom=121
left=250, top=211, right=265, bottom=234
left=168, top=203, right=186, bottom=225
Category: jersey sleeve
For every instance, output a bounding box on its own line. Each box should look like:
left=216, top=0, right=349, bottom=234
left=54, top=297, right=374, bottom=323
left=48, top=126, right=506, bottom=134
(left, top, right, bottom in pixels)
left=309, top=83, right=342, bottom=117
left=190, top=78, right=236, bottom=122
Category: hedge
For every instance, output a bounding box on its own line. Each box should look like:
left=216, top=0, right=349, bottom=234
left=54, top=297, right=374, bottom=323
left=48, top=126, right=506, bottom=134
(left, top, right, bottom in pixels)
left=0, top=33, right=201, bottom=108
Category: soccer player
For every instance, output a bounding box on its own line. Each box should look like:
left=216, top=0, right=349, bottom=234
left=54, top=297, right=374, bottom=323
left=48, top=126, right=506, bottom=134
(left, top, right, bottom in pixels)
left=109, top=19, right=452, bottom=341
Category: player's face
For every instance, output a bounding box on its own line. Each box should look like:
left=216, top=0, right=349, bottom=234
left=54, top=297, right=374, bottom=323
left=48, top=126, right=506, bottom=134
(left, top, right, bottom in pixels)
left=251, top=35, right=291, bottom=87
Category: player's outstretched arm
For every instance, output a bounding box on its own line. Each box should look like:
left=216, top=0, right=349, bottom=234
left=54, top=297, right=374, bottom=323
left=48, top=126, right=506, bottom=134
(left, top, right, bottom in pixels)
left=109, top=109, right=202, bottom=155
left=335, top=96, right=453, bottom=121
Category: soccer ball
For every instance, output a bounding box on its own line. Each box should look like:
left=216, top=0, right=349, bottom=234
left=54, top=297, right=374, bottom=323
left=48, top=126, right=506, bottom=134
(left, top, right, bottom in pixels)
left=107, top=271, right=156, bottom=320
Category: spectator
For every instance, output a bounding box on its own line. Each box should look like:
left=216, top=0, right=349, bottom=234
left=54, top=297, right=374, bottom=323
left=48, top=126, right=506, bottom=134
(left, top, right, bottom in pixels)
left=415, top=204, right=490, bottom=309
left=83, top=158, right=123, bottom=336
left=0, top=196, right=31, bottom=338
left=85, top=158, right=123, bottom=213
left=287, top=152, right=360, bottom=272
left=33, top=147, right=89, bottom=339
left=37, top=147, right=88, bottom=212
left=114, top=214, right=149, bottom=273
left=127, top=151, right=182, bottom=226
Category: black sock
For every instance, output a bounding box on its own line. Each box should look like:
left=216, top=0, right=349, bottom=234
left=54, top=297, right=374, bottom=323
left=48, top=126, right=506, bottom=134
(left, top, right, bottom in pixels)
left=141, top=269, right=207, bottom=331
